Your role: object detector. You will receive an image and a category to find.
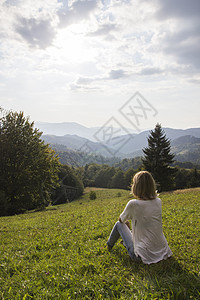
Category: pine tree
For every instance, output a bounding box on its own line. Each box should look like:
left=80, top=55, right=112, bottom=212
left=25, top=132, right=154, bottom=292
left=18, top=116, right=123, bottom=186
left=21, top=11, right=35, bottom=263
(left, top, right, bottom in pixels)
left=142, top=123, right=175, bottom=191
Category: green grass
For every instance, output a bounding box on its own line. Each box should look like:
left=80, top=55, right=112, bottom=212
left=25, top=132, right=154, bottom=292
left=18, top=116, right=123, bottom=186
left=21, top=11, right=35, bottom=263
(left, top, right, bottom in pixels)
left=0, top=189, right=200, bottom=299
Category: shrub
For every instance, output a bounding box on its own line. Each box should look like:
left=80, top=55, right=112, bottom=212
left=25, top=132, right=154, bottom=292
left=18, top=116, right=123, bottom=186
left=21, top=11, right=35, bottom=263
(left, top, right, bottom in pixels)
left=89, top=191, right=96, bottom=200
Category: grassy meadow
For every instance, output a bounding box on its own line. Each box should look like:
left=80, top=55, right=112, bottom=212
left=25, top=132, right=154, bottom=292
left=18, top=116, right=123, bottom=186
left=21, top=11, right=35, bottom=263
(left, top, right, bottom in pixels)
left=0, top=188, right=200, bottom=299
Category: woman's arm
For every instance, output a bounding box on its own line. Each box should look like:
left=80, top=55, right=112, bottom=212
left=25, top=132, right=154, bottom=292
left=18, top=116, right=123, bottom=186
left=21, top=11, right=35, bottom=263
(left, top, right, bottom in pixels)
left=119, top=217, right=131, bottom=229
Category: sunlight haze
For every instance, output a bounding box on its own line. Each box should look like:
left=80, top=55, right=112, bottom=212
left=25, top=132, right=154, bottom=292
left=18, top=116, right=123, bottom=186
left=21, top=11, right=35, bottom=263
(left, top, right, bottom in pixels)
left=0, top=0, right=199, bottom=131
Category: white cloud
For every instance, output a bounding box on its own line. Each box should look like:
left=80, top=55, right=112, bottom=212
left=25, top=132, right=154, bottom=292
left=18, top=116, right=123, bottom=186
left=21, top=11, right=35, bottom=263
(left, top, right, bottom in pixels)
left=16, top=17, right=56, bottom=49
left=139, top=67, right=163, bottom=76
left=57, top=0, right=99, bottom=28
left=151, top=0, right=200, bottom=72
left=0, top=0, right=199, bottom=128
left=88, top=23, right=118, bottom=38
left=156, top=0, right=200, bottom=20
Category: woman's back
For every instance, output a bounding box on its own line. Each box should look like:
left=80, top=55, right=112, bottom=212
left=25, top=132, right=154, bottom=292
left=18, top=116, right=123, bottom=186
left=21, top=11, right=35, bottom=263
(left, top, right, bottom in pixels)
left=124, top=198, right=172, bottom=264
left=107, top=171, right=172, bottom=264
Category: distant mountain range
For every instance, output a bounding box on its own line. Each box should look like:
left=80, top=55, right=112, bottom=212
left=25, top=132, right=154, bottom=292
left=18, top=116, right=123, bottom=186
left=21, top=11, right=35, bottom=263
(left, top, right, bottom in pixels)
left=35, top=121, right=98, bottom=140
left=35, top=122, right=200, bottom=164
left=35, top=121, right=136, bottom=141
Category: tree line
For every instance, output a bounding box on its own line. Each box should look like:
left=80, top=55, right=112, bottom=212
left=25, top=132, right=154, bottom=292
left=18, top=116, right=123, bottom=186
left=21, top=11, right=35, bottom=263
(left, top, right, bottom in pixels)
left=75, top=163, right=200, bottom=191
left=0, top=110, right=200, bottom=216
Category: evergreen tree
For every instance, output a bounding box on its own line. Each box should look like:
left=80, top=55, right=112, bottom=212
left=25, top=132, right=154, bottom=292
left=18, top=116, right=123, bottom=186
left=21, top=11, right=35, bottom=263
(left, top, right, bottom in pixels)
left=142, top=123, right=175, bottom=191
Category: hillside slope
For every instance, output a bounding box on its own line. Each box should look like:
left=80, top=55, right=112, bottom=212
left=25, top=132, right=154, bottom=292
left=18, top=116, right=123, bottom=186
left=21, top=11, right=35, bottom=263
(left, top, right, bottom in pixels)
left=0, top=189, right=200, bottom=299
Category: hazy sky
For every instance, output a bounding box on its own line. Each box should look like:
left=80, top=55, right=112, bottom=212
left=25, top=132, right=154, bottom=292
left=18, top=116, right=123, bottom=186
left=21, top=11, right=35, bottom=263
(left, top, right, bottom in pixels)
left=0, top=0, right=200, bottom=132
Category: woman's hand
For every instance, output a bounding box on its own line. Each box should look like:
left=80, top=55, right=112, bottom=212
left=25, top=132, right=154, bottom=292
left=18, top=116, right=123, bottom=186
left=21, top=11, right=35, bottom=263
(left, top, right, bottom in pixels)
left=125, top=221, right=131, bottom=229
left=119, top=218, right=131, bottom=229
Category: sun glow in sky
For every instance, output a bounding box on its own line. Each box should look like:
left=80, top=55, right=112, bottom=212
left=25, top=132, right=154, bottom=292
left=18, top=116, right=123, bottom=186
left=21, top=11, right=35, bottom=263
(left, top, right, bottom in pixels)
left=55, top=25, right=97, bottom=63
left=0, top=0, right=200, bottom=131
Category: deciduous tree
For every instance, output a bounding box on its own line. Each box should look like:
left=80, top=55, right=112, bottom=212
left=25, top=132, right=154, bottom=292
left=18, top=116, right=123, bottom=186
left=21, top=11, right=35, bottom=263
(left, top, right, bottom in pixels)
left=51, top=165, right=84, bottom=205
left=111, top=169, right=126, bottom=189
left=0, top=110, right=60, bottom=215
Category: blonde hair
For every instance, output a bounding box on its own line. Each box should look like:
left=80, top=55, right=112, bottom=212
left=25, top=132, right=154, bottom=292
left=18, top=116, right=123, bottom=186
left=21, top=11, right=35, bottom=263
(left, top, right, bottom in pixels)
left=131, top=171, right=157, bottom=200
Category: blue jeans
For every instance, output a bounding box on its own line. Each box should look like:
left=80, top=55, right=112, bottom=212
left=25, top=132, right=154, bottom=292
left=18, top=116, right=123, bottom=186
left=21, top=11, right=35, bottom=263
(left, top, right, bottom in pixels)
left=107, top=221, right=141, bottom=261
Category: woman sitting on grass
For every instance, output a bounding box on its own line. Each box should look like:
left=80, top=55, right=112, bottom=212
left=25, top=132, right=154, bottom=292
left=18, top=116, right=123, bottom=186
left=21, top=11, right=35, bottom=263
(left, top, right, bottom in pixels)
left=107, top=171, right=172, bottom=264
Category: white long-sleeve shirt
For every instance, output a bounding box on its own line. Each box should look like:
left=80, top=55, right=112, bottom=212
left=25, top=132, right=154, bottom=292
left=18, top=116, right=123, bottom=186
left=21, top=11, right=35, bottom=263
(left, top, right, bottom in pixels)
left=120, top=198, right=172, bottom=264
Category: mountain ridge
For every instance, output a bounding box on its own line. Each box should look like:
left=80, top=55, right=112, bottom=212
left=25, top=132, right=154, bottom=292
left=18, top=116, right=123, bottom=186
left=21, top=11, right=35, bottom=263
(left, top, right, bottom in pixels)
left=41, top=124, right=200, bottom=165
left=35, top=121, right=136, bottom=141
